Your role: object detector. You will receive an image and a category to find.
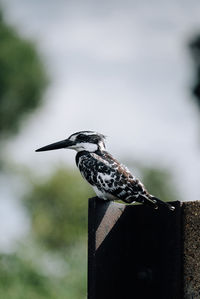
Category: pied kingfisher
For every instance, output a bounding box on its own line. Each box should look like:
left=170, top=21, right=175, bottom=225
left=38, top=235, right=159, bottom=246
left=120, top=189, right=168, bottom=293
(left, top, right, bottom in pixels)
left=36, top=131, right=175, bottom=211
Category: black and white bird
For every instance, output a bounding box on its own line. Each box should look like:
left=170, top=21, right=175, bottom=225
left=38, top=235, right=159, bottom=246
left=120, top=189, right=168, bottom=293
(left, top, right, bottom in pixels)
left=36, top=131, right=175, bottom=211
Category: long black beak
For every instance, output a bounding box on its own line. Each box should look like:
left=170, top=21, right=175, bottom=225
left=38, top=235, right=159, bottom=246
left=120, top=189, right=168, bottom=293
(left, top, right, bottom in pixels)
left=35, top=139, right=74, bottom=152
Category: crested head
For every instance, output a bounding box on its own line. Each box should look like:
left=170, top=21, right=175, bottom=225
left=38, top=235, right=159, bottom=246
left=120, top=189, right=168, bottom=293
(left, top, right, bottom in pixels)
left=35, top=130, right=106, bottom=153
left=68, top=131, right=106, bottom=152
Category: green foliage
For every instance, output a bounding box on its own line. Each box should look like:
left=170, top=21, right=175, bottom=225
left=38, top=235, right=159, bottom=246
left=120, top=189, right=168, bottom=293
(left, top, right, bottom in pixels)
left=0, top=253, right=51, bottom=299
left=141, top=167, right=179, bottom=202
left=24, top=167, right=93, bottom=251
left=0, top=12, right=47, bottom=139
left=0, top=241, right=87, bottom=299
left=20, top=166, right=92, bottom=298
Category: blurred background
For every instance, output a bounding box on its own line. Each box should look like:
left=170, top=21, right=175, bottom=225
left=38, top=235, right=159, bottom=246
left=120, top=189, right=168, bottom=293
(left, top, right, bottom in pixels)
left=0, top=0, right=200, bottom=298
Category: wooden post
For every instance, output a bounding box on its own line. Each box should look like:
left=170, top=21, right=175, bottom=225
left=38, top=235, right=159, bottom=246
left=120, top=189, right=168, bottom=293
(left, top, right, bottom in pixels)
left=88, top=197, right=182, bottom=299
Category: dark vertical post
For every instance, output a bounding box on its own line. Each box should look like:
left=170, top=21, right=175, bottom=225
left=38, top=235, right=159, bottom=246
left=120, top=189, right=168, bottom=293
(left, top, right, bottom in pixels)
left=88, top=197, right=182, bottom=299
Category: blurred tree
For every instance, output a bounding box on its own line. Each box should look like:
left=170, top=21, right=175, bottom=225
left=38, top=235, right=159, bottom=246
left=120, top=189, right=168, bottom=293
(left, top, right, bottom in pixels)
left=0, top=253, right=51, bottom=299
left=0, top=243, right=86, bottom=299
left=0, top=10, right=47, bottom=140
left=189, top=35, right=200, bottom=111
left=141, top=167, right=178, bottom=202
left=23, top=167, right=93, bottom=251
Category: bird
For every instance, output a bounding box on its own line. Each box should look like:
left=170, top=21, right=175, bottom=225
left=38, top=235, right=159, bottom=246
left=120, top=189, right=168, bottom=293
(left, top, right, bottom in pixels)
left=36, top=131, right=175, bottom=211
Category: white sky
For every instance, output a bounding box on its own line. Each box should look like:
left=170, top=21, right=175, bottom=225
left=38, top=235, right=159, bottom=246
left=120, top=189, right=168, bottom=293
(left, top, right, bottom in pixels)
left=1, top=0, right=200, bottom=250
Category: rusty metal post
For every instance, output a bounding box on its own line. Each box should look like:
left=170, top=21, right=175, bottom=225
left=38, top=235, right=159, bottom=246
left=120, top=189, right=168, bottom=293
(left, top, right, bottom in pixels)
left=88, top=197, right=182, bottom=299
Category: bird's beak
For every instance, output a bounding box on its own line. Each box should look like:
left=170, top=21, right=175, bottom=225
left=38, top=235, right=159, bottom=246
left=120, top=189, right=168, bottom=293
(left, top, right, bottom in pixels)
left=35, top=139, right=74, bottom=152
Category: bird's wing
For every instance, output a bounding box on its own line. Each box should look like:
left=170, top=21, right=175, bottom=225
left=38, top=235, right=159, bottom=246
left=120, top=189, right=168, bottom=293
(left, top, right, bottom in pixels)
left=78, top=152, right=175, bottom=210
left=79, top=151, right=147, bottom=203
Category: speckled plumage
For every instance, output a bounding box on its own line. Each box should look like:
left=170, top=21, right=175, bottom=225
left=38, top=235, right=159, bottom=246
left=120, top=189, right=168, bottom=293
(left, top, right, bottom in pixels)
left=75, top=149, right=173, bottom=210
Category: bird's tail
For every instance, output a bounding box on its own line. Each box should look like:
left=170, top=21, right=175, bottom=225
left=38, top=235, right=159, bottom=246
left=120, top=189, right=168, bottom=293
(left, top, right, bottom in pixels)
left=151, top=196, right=175, bottom=211
left=138, top=194, right=175, bottom=211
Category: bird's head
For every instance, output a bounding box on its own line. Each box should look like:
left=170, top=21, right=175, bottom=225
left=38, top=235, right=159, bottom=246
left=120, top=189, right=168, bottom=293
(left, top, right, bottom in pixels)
left=35, top=131, right=106, bottom=153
